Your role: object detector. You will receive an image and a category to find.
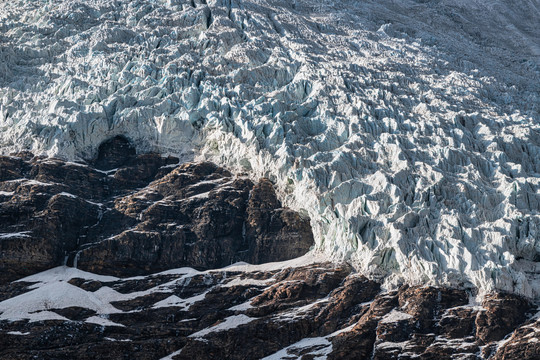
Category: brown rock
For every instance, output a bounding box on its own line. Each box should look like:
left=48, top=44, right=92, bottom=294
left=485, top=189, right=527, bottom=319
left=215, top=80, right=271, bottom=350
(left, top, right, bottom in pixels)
left=0, top=137, right=314, bottom=282
left=476, top=292, right=533, bottom=344
left=93, top=135, right=136, bottom=171
left=492, top=320, right=540, bottom=360
left=245, top=178, right=314, bottom=264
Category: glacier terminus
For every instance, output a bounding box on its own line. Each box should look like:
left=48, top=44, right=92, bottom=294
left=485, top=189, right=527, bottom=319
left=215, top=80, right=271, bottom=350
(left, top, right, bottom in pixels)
left=0, top=0, right=539, bottom=299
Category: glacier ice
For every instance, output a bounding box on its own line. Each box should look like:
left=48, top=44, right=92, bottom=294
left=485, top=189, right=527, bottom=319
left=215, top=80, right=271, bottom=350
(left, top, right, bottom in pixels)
left=0, top=0, right=539, bottom=297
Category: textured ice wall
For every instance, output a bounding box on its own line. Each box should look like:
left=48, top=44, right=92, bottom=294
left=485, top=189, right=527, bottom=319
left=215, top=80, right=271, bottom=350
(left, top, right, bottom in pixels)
left=1, top=0, right=539, bottom=297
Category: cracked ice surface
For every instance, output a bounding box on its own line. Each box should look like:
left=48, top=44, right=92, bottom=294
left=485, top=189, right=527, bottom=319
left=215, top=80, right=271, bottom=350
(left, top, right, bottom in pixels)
left=0, top=0, right=539, bottom=297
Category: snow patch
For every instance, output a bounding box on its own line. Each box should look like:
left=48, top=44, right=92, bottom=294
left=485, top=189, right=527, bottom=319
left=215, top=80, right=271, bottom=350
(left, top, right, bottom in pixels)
left=380, top=309, right=414, bottom=324
left=7, top=331, right=30, bottom=336
left=0, top=232, right=31, bottom=239
left=17, top=266, right=118, bottom=285
left=86, top=315, right=125, bottom=327
left=159, top=349, right=183, bottom=360
left=262, top=337, right=332, bottom=360
left=228, top=301, right=254, bottom=312
left=222, top=277, right=273, bottom=288
left=152, top=291, right=209, bottom=310
left=0, top=281, right=121, bottom=322
left=189, top=314, right=254, bottom=339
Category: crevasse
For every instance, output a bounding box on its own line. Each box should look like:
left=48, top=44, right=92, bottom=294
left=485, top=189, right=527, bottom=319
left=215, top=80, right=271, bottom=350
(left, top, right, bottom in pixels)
left=0, top=0, right=539, bottom=297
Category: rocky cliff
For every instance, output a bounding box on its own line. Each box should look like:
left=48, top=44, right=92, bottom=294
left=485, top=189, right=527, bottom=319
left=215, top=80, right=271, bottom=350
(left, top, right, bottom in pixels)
left=0, top=261, right=538, bottom=359
left=0, top=136, right=314, bottom=282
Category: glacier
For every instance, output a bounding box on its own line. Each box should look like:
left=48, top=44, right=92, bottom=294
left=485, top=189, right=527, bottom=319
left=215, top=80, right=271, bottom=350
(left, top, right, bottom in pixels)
left=0, top=0, right=539, bottom=297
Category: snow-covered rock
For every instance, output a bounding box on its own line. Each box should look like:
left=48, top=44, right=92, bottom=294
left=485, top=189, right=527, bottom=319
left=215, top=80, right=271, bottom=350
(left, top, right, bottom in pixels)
left=0, top=254, right=536, bottom=359
left=0, top=0, right=539, bottom=297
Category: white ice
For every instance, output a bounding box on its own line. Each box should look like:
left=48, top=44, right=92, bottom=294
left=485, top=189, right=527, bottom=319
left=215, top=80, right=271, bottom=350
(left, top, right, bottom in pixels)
left=0, top=0, right=538, bottom=298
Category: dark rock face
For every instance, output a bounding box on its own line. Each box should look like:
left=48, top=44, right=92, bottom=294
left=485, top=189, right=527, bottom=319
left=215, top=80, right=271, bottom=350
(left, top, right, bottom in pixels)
left=0, top=139, right=313, bottom=282
left=0, top=262, right=537, bottom=360
left=93, top=135, right=137, bottom=171
left=493, top=322, right=540, bottom=360
left=476, top=292, right=533, bottom=344
left=245, top=178, right=315, bottom=264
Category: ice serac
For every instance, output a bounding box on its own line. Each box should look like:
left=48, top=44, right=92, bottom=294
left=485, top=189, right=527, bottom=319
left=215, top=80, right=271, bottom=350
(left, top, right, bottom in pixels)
left=0, top=0, right=539, bottom=297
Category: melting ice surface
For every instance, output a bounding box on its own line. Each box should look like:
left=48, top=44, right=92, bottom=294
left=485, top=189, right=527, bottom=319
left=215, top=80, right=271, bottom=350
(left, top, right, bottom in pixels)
left=0, top=0, right=539, bottom=297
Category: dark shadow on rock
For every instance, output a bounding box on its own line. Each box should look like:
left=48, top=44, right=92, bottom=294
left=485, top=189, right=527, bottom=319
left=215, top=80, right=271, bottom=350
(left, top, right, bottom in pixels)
left=93, top=135, right=136, bottom=171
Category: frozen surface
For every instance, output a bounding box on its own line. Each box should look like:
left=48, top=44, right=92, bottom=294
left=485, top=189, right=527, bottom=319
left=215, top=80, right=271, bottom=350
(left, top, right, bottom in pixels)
left=17, top=266, right=119, bottom=285
left=222, top=253, right=326, bottom=273
left=222, top=277, right=273, bottom=288
left=0, top=259, right=306, bottom=322
left=380, top=310, right=414, bottom=324
left=0, top=281, right=121, bottom=322
left=159, top=349, right=183, bottom=360
left=0, top=232, right=32, bottom=239
left=152, top=291, right=209, bottom=309
left=0, top=0, right=539, bottom=297
left=0, top=266, right=187, bottom=322
left=262, top=324, right=356, bottom=359
left=262, top=337, right=332, bottom=360
left=189, top=314, right=254, bottom=339
left=7, top=331, right=30, bottom=336
left=85, top=316, right=125, bottom=328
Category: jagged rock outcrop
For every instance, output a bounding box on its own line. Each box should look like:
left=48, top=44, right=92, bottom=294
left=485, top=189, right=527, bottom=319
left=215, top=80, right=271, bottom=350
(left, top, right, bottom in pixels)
left=93, top=135, right=137, bottom=171
left=245, top=178, right=315, bottom=264
left=0, top=262, right=537, bottom=360
left=0, top=137, right=314, bottom=282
